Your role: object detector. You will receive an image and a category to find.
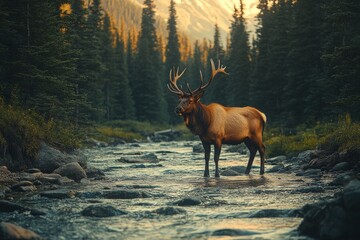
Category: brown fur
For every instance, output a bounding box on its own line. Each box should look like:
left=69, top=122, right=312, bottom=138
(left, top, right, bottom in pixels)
left=178, top=99, right=266, bottom=177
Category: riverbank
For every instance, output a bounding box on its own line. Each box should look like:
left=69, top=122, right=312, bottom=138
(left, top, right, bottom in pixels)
left=1, top=141, right=359, bottom=239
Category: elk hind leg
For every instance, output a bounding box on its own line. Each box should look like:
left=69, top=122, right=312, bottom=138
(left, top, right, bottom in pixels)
left=214, top=143, right=222, bottom=178
left=259, top=143, right=265, bottom=175
left=244, top=139, right=257, bottom=175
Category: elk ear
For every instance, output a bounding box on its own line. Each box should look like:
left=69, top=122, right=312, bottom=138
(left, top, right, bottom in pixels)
left=194, top=91, right=204, bottom=102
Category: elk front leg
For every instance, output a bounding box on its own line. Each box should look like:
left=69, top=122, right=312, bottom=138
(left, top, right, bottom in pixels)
left=202, top=142, right=211, bottom=177
left=214, top=143, right=222, bottom=178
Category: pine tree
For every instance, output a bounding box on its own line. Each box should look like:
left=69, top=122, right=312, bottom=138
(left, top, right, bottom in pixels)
left=251, top=0, right=271, bottom=113
left=322, top=0, right=360, bottom=120
left=114, top=32, right=135, bottom=119
left=284, top=0, right=324, bottom=126
left=82, top=0, right=105, bottom=121
left=0, top=0, right=77, bottom=122
left=165, top=0, right=181, bottom=124
left=207, top=24, right=227, bottom=104
left=227, top=1, right=251, bottom=107
left=133, top=0, right=168, bottom=123
left=101, top=13, right=115, bottom=121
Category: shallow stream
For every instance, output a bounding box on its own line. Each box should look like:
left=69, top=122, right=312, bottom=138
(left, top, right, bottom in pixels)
left=1, top=141, right=339, bottom=239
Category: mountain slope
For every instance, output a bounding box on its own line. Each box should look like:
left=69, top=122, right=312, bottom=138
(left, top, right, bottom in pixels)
left=102, top=0, right=259, bottom=44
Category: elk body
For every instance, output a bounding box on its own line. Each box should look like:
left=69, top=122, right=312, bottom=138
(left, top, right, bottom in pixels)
left=168, top=60, right=267, bottom=177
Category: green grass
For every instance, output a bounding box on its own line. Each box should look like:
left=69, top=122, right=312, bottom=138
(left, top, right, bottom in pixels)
left=264, top=114, right=360, bottom=157
left=86, top=120, right=196, bottom=144
left=0, top=98, right=80, bottom=163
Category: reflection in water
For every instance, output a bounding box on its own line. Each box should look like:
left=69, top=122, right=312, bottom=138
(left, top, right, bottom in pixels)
left=200, top=176, right=268, bottom=189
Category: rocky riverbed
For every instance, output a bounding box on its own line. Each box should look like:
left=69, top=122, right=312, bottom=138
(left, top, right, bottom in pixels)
left=1, top=141, right=359, bottom=239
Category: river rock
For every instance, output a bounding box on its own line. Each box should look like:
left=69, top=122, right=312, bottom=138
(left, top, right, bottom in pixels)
left=192, top=144, right=204, bottom=153
left=103, top=190, right=151, bottom=199
left=212, top=229, right=258, bottom=236
left=248, top=209, right=301, bottom=218
left=296, top=168, right=322, bottom=177
left=10, top=181, right=37, bottom=192
left=35, top=142, right=87, bottom=173
left=174, top=197, right=202, bottom=206
left=318, top=206, right=347, bottom=240
left=84, top=167, right=105, bottom=179
left=220, top=169, right=240, bottom=176
left=38, top=173, right=62, bottom=184
left=298, top=179, right=360, bottom=239
left=0, top=222, right=43, bottom=240
left=148, top=129, right=181, bottom=142
left=117, top=153, right=158, bottom=164
left=343, top=179, right=360, bottom=211
left=267, top=164, right=285, bottom=173
left=329, top=172, right=354, bottom=186
left=266, top=155, right=287, bottom=165
left=40, top=189, right=76, bottom=199
left=291, top=186, right=324, bottom=194
left=81, top=205, right=127, bottom=217
left=0, top=200, right=28, bottom=212
left=305, top=152, right=340, bottom=170
left=53, top=162, right=87, bottom=182
left=331, top=162, right=350, bottom=171
left=154, top=206, right=186, bottom=215
left=25, top=168, right=42, bottom=174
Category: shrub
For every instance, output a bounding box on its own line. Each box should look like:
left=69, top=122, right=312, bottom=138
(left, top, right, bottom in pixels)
left=0, top=98, right=80, bottom=170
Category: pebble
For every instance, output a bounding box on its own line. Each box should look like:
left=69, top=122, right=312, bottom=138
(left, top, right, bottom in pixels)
left=153, top=206, right=186, bottom=215
left=103, top=190, right=151, bottom=199
left=81, top=205, right=127, bottom=217
left=174, top=197, right=202, bottom=206
left=10, top=181, right=37, bottom=192
left=40, top=189, right=76, bottom=199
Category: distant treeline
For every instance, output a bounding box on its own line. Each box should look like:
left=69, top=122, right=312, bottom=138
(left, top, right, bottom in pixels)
left=0, top=0, right=359, bottom=128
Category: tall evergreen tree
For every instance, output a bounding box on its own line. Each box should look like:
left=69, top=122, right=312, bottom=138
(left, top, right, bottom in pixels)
left=165, top=0, right=181, bottom=124
left=0, top=0, right=77, bottom=121
left=133, top=0, right=168, bottom=123
left=101, top=13, right=115, bottom=121
left=227, top=1, right=251, bottom=107
left=284, top=0, right=324, bottom=126
left=251, top=0, right=271, bottom=112
left=322, top=0, right=360, bottom=120
left=207, top=23, right=227, bottom=104
left=82, top=0, right=105, bottom=121
left=114, top=32, right=135, bottom=119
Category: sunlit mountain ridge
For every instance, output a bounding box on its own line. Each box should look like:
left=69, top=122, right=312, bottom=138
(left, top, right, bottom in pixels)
left=102, top=0, right=259, bottom=44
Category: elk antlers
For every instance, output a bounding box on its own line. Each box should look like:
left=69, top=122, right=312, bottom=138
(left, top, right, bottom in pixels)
left=167, top=59, right=228, bottom=97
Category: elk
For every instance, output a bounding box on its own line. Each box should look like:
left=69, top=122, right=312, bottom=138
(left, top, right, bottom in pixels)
left=167, top=59, right=267, bottom=177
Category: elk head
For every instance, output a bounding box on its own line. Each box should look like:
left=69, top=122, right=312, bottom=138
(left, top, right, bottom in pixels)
left=167, top=59, right=228, bottom=116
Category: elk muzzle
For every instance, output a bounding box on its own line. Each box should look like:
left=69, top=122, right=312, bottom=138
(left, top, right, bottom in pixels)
left=175, top=106, right=183, bottom=116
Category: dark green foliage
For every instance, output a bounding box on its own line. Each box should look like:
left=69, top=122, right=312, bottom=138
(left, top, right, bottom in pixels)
left=227, top=2, right=251, bottom=107
left=206, top=24, right=227, bottom=105
left=132, top=0, right=168, bottom=123
left=113, top=32, right=135, bottom=120
left=251, top=0, right=360, bottom=127
left=0, top=0, right=77, bottom=122
left=165, top=0, right=182, bottom=124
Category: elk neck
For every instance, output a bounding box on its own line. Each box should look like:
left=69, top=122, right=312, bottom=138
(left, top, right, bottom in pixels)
left=183, top=102, right=211, bottom=136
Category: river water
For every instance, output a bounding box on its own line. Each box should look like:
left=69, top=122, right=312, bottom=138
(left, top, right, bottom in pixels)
left=2, top=141, right=339, bottom=239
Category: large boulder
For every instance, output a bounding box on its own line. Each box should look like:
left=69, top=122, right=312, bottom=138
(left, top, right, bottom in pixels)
left=53, top=162, right=87, bottom=182
left=298, top=179, right=360, bottom=239
left=34, top=142, right=87, bottom=173
left=0, top=222, right=43, bottom=240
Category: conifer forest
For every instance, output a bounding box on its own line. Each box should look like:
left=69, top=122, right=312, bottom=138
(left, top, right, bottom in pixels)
left=0, top=0, right=359, bottom=128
